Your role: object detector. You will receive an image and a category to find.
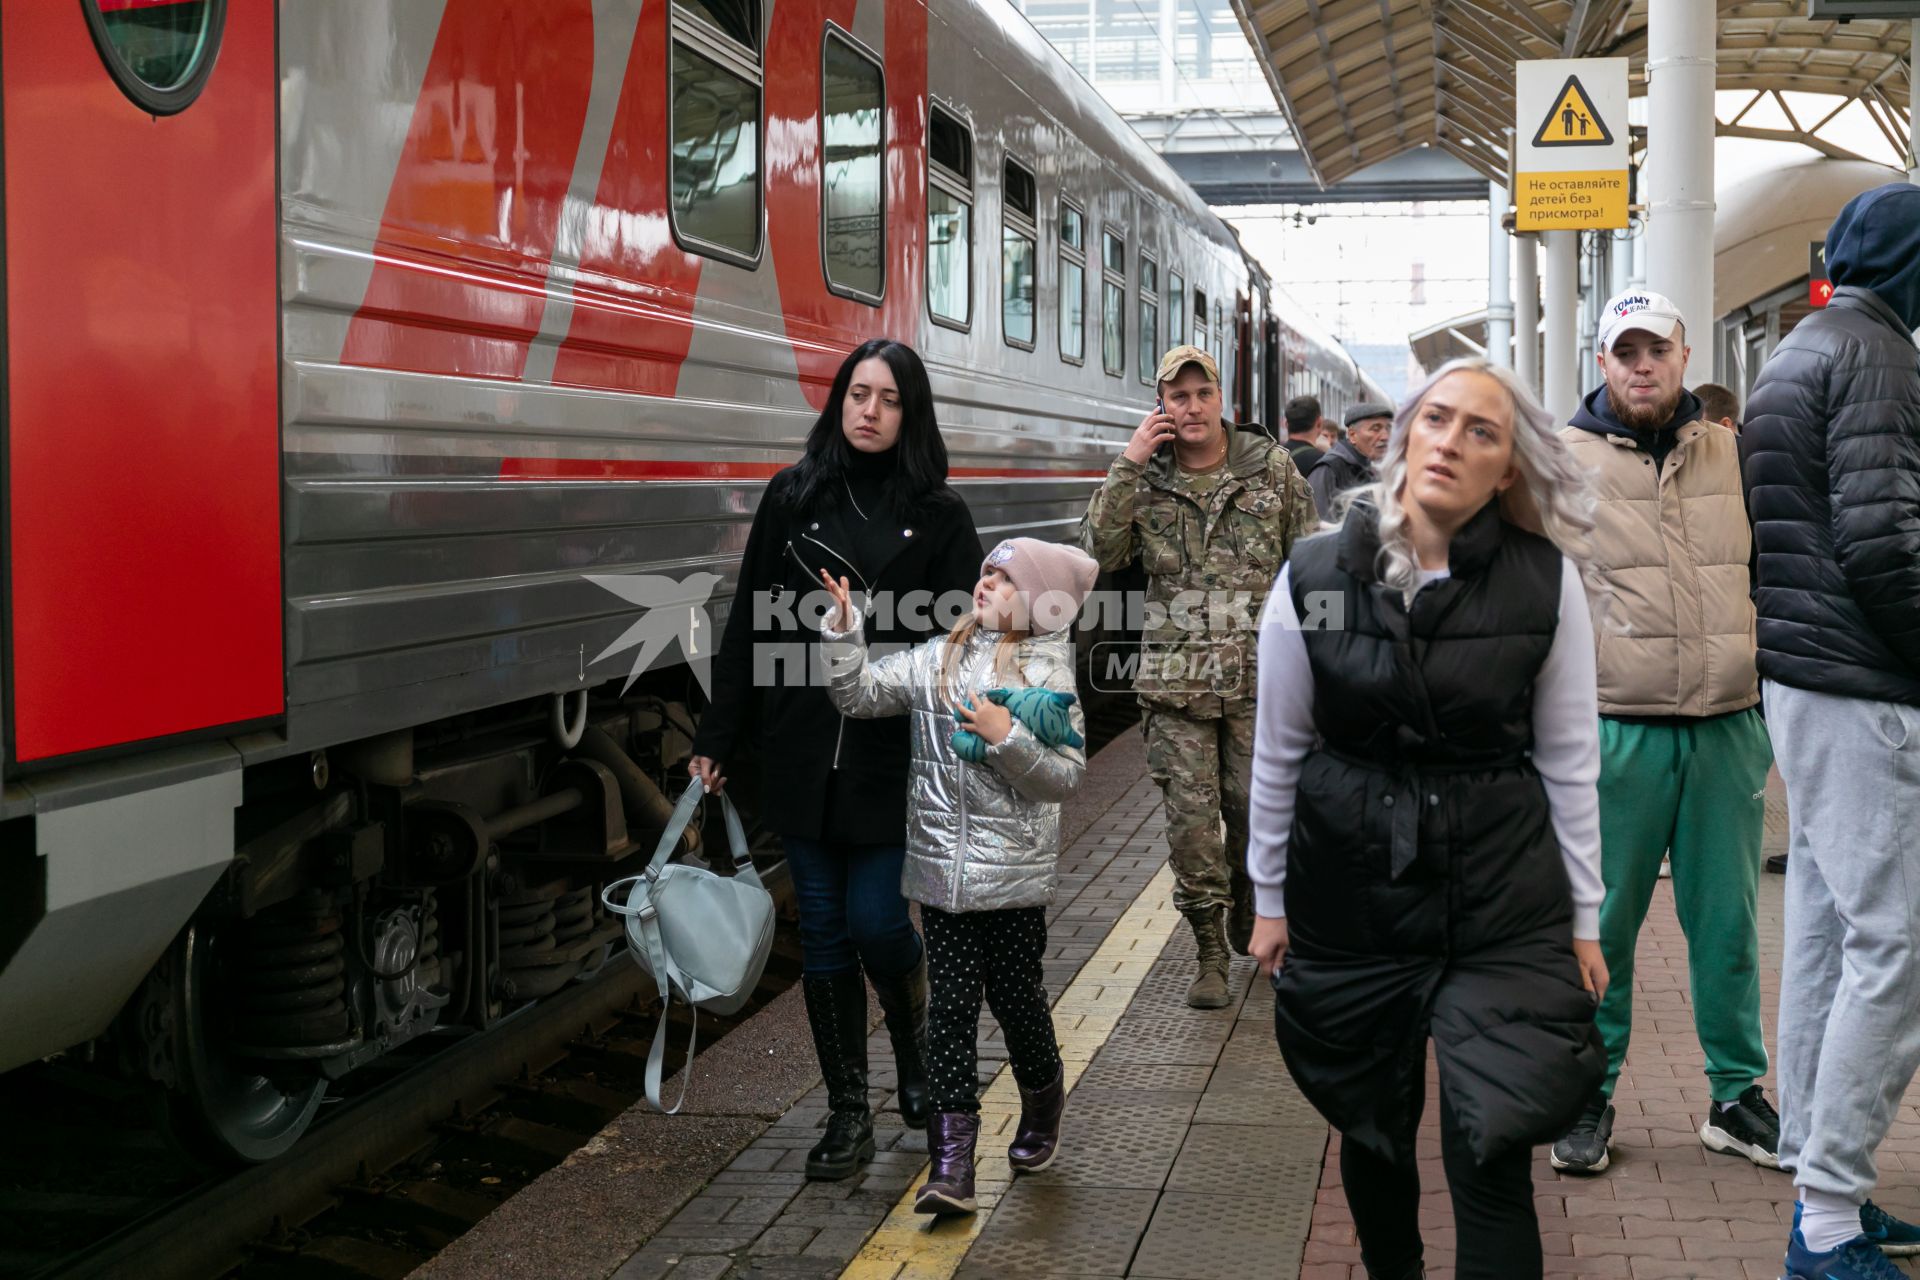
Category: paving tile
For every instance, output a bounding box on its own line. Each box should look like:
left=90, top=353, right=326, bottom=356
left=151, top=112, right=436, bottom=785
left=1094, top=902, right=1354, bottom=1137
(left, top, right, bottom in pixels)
left=958, top=1184, right=1159, bottom=1275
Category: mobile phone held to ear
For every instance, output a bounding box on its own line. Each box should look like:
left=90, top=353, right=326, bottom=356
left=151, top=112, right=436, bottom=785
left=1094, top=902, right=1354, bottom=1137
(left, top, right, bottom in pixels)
left=1155, top=398, right=1171, bottom=452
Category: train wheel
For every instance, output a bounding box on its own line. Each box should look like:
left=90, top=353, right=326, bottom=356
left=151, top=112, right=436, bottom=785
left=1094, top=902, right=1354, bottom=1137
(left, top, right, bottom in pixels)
left=161, top=923, right=327, bottom=1165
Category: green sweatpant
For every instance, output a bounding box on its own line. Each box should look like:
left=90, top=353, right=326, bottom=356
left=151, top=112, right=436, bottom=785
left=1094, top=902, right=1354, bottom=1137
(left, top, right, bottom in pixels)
left=1594, top=709, right=1773, bottom=1102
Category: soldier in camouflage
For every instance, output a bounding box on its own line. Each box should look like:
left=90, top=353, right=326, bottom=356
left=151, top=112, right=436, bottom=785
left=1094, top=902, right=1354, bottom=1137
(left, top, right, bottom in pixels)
left=1080, top=346, right=1317, bottom=1008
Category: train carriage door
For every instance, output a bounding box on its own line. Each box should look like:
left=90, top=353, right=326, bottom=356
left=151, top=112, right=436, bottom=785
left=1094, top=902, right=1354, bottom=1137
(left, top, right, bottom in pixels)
left=1234, top=292, right=1252, bottom=424
left=2, top=1, right=280, bottom=763
left=1263, top=314, right=1281, bottom=434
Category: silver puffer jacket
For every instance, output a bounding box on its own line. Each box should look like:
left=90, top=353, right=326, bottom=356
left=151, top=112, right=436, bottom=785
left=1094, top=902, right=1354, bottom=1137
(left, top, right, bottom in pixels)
left=819, top=605, right=1087, bottom=912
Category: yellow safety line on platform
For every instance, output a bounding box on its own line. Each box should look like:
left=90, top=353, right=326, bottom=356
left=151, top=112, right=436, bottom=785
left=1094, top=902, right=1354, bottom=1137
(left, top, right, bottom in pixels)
left=840, top=864, right=1182, bottom=1280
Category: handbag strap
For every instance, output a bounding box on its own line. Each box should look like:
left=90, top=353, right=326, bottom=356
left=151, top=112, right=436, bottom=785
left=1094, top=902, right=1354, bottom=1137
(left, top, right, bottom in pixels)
left=630, top=907, right=698, bottom=1114
left=652, top=778, right=765, bottom=891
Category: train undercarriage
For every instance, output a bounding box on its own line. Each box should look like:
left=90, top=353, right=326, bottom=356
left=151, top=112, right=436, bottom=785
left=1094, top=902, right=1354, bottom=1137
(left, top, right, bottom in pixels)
left=98, top=681, right=713, bottom=1165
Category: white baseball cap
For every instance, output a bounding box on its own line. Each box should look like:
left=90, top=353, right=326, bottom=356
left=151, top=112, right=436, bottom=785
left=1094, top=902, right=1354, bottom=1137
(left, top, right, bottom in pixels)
left=1598, top=289, right=1687, bottom=352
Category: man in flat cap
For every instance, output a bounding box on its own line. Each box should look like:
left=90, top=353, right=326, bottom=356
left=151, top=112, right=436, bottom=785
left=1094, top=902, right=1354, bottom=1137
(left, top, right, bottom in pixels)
left=1307, top=400, right=1392, bottom=519
left=1081, top=345, right=1318, bottom=1007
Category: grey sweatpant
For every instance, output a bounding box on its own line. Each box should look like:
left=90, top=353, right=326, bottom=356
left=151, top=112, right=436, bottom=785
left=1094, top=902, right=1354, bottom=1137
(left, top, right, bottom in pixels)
left=1769, top=679, right=1920, bottom=1201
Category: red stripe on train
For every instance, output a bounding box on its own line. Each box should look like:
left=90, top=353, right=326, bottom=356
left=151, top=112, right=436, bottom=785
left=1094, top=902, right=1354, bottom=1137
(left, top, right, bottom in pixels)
left=497, top=458, right=1106, bottom=480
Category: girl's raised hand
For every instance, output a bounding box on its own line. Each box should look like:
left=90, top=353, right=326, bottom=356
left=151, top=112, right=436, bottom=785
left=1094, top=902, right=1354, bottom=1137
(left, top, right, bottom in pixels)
left=818, top=568, right=855, bottom=632
left=954, top=694, right=1013, bottom=746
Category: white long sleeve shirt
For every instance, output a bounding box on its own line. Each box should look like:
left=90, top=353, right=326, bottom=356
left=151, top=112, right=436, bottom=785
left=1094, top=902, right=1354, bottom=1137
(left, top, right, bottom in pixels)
left=1245, top=557, right=1605, bottom=940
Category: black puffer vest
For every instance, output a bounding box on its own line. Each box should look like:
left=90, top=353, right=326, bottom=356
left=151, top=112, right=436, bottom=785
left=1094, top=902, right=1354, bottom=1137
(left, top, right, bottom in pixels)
left=1272, top=502, right=1603, bottom=1167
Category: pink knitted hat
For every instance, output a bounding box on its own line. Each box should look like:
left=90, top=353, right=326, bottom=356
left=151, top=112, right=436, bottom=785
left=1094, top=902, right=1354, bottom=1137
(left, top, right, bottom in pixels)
left=981, top=537, right=1099, bottom=634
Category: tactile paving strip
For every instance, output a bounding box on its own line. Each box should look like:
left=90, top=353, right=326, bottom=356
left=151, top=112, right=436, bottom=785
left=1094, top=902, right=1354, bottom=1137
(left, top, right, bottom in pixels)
left=1192, top=1086, right=1324, bottom=1127
left=1060, top=1086, right=1202, bottom=1117
left=1029, top=1110, right=1190, bottom=1188
left=1127, top=1189, right=1316, bottom=1280
left=1164, top=1122, right=1328, bottom=1195
left=1074, top=1061, right=1215, bottom=1091
left=955, top=1184, right=1160, bottom=1277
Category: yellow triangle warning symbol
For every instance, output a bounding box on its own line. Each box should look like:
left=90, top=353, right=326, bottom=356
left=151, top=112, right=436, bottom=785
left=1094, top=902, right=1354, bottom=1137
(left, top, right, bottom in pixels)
left=1532, top=75, right=1614, bottom=147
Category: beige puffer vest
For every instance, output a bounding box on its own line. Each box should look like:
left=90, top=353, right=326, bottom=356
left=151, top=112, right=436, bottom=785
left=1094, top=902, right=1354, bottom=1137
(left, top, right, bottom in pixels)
left=1562, top=420, right=1759, bottom=717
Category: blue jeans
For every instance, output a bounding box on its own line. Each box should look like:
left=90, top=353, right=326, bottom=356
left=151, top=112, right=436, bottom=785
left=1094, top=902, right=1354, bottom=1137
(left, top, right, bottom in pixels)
left=783, top=836, right=921, bottom=979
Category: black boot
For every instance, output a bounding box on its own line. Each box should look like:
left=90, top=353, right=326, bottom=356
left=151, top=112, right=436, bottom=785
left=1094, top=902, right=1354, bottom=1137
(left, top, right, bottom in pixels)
left=802, top=972, right=875, bottom=1180
left=869, top=948, right=930, bottom=1129
left=1227, top=862, right=1255, bottom=957
left=913, top=1111, right=979, bottom=1215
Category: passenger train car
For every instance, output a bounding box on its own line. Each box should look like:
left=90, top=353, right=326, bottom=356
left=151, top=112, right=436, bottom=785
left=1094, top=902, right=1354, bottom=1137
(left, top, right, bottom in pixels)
left=0, top=0, right=1371, bottom=1160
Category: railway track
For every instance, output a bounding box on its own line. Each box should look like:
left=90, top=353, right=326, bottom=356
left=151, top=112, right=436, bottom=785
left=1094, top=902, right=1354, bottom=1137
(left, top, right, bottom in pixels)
left=4, top=701, right=1139, bottom=1280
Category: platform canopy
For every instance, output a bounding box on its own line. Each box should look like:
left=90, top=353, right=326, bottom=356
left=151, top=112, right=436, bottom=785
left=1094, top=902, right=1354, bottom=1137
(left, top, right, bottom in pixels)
left=1227, top=1, right=1914, bottom=187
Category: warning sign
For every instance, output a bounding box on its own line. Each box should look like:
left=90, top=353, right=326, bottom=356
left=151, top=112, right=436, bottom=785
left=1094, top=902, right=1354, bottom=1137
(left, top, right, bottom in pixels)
left=1515, top=58, right=1629, bottom=232
left=1532, top=76, right=1615, bottom=147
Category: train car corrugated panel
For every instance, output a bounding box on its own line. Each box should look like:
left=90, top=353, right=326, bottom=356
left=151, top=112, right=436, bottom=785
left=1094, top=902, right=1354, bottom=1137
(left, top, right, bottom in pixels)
left=272, top=0, right=1279, bottom=754
left=3, top=1, right=281, bottom=764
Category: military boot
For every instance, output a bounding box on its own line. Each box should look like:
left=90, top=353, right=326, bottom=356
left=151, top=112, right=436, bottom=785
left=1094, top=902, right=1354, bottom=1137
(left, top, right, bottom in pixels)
left=1226, top=862, right=1256, bottom=957
left=802, top=972, right=875, bottom=1180
left=869, top=948, right=929, bottom=1129
left=1185, top=907, right=1232, bottom=1009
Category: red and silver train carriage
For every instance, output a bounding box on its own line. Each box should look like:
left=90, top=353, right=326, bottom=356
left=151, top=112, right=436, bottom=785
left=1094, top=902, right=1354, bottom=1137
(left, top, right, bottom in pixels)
left=0, top=0, right=1371, bottom=1161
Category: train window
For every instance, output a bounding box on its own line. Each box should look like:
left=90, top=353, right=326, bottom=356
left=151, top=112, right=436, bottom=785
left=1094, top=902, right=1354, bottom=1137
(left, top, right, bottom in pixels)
left=669, top=1, right=764, bottom=266
left=1059, top=201, right=1086, bottom=364
left=821, top=29, right=884, bottom=302
left=927, top=106, right=972, bottom=330
left=1168, top=273, right=1186, bottom=359
left=1002, top=157, right=1037, bottom=349
left=676, top=0, right=758, bottom=45
left=82, top=0, right=226, bottom=116
left=1193, top=290, right=1208, bottom=351
left=1101, top=229, right=1125, bottom=376
left=1138, top=254, right=1159, bottom=384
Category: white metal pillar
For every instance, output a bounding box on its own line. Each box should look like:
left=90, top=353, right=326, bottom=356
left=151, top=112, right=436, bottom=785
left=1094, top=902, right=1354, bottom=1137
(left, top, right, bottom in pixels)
left=1487, top=183, right=1514, bottom=368
left=1610, top=225, right=1633, bottom=298
left=1645, top=0, right=1718, bottom=378
left=1515, top=232, right=1540, bottom=396
left=1543, top=230, right=1580, bottom=421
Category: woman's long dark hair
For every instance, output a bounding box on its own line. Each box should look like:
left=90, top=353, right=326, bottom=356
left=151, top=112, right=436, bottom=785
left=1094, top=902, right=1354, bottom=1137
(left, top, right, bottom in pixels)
left=781, top=339, right=951, bottom=521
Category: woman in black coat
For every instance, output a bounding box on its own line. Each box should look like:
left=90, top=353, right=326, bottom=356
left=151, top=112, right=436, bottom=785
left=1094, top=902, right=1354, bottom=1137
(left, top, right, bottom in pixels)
left=1247, top=359, right=1610, bottom=1279
left=689, top=339, right=981, bottom=1181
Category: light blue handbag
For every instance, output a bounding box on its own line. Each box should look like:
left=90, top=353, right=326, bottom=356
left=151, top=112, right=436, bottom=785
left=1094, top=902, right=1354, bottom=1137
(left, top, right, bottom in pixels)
left=601, top=779, right=775, bottom=1113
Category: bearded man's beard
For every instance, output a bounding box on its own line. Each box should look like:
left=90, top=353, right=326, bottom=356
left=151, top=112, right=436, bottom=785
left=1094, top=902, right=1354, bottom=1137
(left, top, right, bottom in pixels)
left=1607, top=383, right=1682, bottom=432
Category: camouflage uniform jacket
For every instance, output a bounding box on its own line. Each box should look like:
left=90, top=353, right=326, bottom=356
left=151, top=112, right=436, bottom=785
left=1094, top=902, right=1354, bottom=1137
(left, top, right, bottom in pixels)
left=1079, top=426, right=1317, bottom=716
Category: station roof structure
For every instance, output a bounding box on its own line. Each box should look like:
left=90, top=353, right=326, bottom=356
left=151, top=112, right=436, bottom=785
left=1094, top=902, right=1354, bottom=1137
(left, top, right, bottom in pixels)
left=1227, top=1, right=1914, bottom=188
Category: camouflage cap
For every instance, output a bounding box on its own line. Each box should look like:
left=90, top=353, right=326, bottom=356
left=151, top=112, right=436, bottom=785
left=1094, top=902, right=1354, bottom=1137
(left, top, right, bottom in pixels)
left=1154, top=344, right=1220, bottom=386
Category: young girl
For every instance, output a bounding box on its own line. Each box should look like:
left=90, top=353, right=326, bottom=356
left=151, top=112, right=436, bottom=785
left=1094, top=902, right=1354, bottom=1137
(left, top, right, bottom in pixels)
left=815, top=537, right=1098, bottom=1216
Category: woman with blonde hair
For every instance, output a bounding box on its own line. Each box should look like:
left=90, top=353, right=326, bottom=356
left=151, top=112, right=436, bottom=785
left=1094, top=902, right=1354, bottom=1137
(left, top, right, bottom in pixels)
left=1247, top=358, right=1609, bottom=1278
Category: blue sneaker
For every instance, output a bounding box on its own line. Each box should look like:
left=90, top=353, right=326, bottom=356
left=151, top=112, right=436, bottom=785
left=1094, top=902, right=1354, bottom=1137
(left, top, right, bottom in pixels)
left=1793, top=1201, right=1920, bottom=1259
left=1782, top=1228, right=1904, bottom=1279
left=1862, top=1201, right=1920, bottom=1258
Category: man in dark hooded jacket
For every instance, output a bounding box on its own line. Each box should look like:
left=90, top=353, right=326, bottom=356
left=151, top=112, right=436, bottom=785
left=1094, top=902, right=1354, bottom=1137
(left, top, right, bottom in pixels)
left=1744, top=181, right=1920, bottom=1272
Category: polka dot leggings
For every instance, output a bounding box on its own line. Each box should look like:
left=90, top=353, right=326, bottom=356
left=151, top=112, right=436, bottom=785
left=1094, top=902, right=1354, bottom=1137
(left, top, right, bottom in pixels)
left=923, top=904, right=1062, bottom=1114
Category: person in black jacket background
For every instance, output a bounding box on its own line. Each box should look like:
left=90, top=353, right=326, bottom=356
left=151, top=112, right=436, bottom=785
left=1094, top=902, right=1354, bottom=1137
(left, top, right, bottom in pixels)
left=689, top=339, right=982, bottom=1181
left=1307, top=400, right=1391, bottom=518
left=1743, top=181, right=1920, bottom=1273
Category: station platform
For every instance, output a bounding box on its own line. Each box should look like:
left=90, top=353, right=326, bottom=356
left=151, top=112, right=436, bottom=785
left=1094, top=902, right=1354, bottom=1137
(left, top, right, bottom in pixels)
left=416, top=736, right=1920, bottom=1280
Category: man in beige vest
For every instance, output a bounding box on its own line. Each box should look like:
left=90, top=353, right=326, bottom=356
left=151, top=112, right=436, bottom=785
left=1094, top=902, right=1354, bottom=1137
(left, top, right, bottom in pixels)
left=1548, top=291, right=1779, bottom=1179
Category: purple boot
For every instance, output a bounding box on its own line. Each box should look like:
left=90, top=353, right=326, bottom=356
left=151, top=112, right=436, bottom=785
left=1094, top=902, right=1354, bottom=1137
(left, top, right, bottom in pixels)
left=913, top=1111, right=979, bottom=1215
left=1007, top=1066, right=1066, bottom=1173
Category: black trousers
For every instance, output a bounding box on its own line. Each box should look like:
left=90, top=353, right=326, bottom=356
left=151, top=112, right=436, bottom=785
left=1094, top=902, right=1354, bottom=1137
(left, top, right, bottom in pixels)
left=923, top=905, right=1062, bottom=1112
left=1340, top=1088, right=1541, bottom=1280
